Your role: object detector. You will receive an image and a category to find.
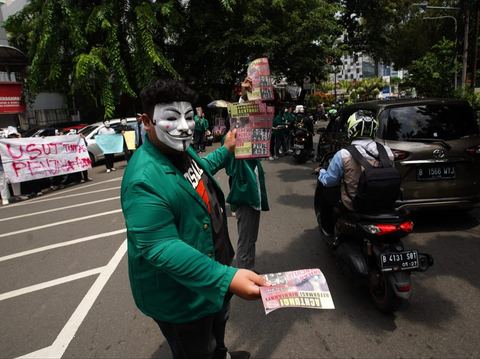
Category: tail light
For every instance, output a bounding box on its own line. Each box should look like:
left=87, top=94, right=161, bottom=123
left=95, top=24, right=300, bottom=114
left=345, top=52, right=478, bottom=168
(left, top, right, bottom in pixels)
left=392, top=150, right=409, bottom=160
left=363, top=221, right=414, bottom=235
left=296, top=136, right=305, bottom=142
left=465, top=145, right=480, bottom=156
left=397, top=285, right=411, bottom=292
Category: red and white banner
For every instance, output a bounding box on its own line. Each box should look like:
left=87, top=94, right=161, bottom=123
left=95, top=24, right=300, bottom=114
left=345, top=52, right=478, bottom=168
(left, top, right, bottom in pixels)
left=0, top=135, right=91, bottom=183
left=0, top=82, right=26, bottom=114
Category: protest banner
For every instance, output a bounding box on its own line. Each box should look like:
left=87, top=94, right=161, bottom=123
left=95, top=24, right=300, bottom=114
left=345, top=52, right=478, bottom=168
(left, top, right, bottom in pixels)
left=123, top=131, right=136, bottom=150
left=0, top=135, right=91, bottom=183
left=228, top=100, right=274, bottom=159
left=95, top=134, right=124, bottom=154
left=260, top=268, right=335, bottom=314
left=247, top=57, right=274, bottom=101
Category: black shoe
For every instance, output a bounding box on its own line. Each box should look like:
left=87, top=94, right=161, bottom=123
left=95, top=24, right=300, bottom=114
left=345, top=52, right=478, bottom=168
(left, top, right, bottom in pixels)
left=228, top=351, right=251, bottom=359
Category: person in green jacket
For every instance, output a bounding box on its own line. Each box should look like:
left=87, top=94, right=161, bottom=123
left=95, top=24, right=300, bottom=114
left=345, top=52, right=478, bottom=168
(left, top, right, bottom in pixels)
left=272, top=106, right=289, bottom=158
left=194, top=107, right=209, bottom=153
left=225, top=77, right=270, bottom=272
left=121, top=78, right=268, bottom=359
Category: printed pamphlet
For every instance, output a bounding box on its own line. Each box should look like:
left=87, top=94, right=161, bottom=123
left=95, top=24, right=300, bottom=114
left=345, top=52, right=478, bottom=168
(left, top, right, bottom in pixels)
left=247, top=57, right=274, bottom=101
left=228, top=100, right=274, bottom=159
left=260, top=268, right=335, bottom=314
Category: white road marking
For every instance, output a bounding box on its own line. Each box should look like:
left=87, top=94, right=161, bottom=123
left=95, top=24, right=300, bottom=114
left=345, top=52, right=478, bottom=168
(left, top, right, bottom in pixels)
left=16, top=239, right=127, bottom=359
left=0, top=209, right=123, bottom=239
left=0, top=229, right=126, bottom=262
left=0, top=197, right=120, bottom=222
left=0, top=267, right=105, bottom=301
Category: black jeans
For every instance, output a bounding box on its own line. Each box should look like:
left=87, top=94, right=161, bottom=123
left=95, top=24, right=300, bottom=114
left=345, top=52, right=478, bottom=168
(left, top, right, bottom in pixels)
left=104, top=154, right=114, bottom=169
left=315, top=183, right=349, bottom=233
left=153, top=304, right=230, bottom=359
left=194, top=131, right=206, bottom=151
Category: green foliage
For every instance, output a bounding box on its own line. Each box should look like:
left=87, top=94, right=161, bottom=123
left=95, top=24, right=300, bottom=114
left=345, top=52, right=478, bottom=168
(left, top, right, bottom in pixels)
left=4, top=0, right=179, bottom=119
left=454, top=86, right=480, bottom=111
left=406, top=38, right=459, bottom=98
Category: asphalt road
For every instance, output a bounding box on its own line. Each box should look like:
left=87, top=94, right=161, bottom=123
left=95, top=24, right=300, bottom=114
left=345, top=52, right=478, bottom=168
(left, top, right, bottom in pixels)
left=1, top=127, right=479, bottom=358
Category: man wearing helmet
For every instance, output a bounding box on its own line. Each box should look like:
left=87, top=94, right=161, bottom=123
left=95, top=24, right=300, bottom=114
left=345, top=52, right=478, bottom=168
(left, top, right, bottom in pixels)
left=314, top=110, right=395, bottom=236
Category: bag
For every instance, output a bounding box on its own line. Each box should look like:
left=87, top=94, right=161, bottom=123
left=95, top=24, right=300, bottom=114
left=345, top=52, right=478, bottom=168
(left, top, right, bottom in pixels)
left=345, top=143, right=401, bottom=211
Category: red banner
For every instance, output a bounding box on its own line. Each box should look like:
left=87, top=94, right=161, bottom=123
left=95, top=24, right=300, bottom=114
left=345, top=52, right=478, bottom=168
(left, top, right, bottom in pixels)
left=0, top=82, right=26, bottom=114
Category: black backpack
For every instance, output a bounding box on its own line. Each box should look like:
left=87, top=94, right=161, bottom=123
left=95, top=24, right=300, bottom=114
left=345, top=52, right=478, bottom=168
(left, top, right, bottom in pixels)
left=345, top=143, right=401, bottom=211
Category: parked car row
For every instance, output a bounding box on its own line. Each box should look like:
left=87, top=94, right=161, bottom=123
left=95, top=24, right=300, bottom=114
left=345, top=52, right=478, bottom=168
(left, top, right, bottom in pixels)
left=315, top=98, right=480, bottom=212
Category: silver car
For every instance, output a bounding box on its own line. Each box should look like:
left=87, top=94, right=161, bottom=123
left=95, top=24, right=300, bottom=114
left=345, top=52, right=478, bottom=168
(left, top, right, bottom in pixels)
left=78, top=117, right=137, bottom=166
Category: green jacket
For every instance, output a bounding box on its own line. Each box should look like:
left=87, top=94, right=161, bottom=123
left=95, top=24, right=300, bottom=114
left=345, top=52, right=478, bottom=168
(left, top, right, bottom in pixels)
left=272, top=114, right=288, bottom=136
left=121, top=137, right=237, bottom=323
left=194, top=115, right=209, bottom=132
left=225, top=156, right=269, bottom=212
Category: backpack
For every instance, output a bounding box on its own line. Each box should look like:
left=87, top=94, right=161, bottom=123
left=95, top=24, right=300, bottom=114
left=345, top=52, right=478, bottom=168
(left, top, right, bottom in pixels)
left=345, top=143, right=401, bottom=211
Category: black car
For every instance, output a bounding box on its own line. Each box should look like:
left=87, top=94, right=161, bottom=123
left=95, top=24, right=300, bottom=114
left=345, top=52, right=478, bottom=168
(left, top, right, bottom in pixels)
left=315, top=98, right=480, bottom=212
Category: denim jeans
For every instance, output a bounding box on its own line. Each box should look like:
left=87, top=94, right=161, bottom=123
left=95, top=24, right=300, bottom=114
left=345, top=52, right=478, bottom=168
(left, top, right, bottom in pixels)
left=153, top=304, right=230, bottom=359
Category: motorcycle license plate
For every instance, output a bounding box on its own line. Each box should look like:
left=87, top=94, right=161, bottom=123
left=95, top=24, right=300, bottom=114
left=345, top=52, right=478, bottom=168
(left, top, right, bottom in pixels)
left=380, top=250, right=419, bottom=271
left=294, top=144, right=304, bottom=149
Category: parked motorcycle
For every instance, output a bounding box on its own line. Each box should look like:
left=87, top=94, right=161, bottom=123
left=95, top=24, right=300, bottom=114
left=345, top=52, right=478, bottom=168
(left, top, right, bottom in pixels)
left=313, top=159, right=433, bottom=313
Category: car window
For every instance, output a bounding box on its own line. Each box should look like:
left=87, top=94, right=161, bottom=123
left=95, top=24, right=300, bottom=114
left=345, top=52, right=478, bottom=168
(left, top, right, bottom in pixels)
left=382, top=104, right=479, bottom=141
left=78, top=125, right=98, bottom=137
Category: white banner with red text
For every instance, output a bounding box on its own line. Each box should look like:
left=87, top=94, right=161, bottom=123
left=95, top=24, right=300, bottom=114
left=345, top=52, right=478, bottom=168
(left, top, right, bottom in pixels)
left=0, top=135, right=91, bottom=183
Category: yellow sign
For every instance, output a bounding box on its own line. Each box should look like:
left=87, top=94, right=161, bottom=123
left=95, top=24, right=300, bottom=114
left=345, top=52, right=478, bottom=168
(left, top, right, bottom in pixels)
left=123, top=131, right=136, bottom=150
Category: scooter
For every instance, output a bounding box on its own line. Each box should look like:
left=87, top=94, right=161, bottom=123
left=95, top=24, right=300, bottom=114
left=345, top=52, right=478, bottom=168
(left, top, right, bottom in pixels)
left=313, top=167, right=433, bottom=313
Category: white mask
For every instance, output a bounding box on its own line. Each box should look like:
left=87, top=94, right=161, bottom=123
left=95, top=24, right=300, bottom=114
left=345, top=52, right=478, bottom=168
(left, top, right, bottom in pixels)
left=120, top=119, right=126, bottom=126
left=104, top=121, right=110, bottom=128
left=152, top=102, right=195, bottom=152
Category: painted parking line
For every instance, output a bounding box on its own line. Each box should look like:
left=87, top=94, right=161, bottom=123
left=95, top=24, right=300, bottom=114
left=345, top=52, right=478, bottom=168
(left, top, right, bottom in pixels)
left=0, top=229, right=126, bottom=262
left=0, top=267, right=105, bottom=301
left=0, top=209, right=123, bottom=239
left=16, top=239, right=127, bottom=359
left=0, top=197, right=120, bottom=223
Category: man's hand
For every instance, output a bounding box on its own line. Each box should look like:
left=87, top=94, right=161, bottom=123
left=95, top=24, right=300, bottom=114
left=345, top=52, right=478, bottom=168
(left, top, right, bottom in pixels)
left=224, top=129, right=237, bottom=154
left=314, top=167, right=322, bottom=175
left=229, top=269, right=270, bottom=300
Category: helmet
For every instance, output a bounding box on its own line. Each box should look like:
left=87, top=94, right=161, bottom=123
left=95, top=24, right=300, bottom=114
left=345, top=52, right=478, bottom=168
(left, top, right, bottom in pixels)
left=347, top=110, right=379, bottom=140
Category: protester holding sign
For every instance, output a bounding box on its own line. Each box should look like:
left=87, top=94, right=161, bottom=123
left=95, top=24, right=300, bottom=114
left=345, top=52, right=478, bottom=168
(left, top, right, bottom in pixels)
left=97, top=120, right=117, bottom=172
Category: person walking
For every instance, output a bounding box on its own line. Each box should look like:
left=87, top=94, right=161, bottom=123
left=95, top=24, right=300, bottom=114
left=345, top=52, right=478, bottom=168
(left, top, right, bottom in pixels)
left=115, top=118, right=134, bottom=163
left=272, top=107, right=289, bottom=158
left=194, top=108, right=209, bottom=152
left=121, top=78, right=268, bottom=359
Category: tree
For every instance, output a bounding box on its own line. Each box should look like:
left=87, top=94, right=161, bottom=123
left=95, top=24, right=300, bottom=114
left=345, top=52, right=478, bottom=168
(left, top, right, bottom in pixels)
left=406, top=38, right=459, bottom=98
left=4, top=0, right=180, bottom=119
left=166, top=0, right=343, bottom=103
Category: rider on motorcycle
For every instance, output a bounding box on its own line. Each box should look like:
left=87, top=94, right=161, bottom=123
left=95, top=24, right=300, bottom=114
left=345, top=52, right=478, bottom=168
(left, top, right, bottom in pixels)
left=293, top=105, right=315, bottom=156
left=313, top=110, right=395, bottom=236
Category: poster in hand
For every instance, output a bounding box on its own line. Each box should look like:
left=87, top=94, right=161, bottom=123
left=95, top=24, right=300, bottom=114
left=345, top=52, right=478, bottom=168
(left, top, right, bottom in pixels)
left=247, top=58, right=274, bottom=101
left=260, top=268, right=335, bottom=314
left=228, top=100, right=274, bottom=159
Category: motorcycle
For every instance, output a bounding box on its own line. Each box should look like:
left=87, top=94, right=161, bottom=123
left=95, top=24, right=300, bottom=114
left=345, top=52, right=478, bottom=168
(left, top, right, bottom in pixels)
left=292, top=127, right=313, bottom=164
left=313, top=159, right=433, bottom=313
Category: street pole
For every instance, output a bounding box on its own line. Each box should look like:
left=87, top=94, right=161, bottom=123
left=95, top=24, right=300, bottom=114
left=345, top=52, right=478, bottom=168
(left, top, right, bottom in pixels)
left=461, top=8, right=469, bottom=91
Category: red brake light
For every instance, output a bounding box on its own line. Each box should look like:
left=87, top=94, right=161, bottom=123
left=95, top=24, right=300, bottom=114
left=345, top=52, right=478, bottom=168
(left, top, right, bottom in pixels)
left=465, top=145, right=480, bottom=155
left=392, top=150, right=409, bottom=160
left=397, top=285, right=411, bottom=292
left=376, top=224, right=398, bottom=235
left=399, top=221, right=414, bottom=233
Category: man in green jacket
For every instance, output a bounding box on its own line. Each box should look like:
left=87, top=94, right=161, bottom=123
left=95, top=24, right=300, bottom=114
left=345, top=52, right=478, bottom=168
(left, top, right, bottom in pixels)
left=121, top=78, right=268, bottom=359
